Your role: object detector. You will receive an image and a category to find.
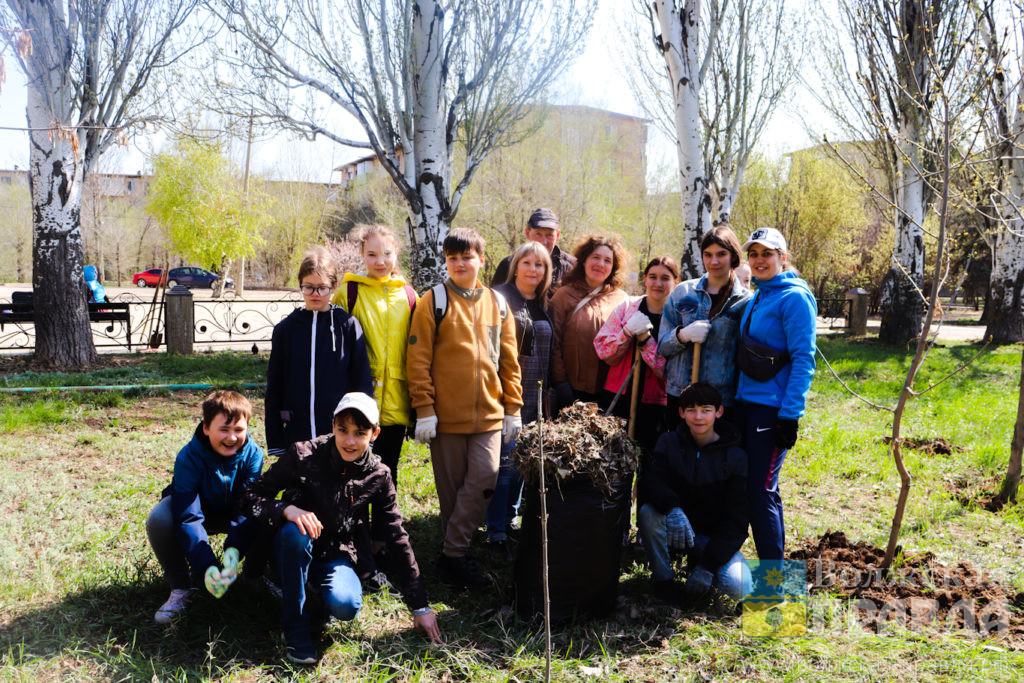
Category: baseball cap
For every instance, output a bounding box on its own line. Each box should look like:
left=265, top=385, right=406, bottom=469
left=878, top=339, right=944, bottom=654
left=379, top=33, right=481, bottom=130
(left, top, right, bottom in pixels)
left=528, top=208, right=559, bottom=230
left=333, top=392, right=379, bottom=425
left=741, top=227, right=787, bottom=253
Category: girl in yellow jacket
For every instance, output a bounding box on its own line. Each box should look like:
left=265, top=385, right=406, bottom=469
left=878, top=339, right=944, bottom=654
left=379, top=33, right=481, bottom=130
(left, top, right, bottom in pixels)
left=333, top=225, right=417, bottom=499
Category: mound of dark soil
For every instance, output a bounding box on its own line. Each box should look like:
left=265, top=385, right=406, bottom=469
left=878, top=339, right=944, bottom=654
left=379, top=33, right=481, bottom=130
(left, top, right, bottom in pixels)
left=791, top=531, right=1024, bottom=648
left=882, top=436, right=962, bottom=456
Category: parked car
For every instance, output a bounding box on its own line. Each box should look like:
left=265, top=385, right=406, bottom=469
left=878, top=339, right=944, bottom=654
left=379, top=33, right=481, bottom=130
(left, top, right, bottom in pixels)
left=167, top=267, right=234, bottom=289
left=132, top=268, right=166, bottom=287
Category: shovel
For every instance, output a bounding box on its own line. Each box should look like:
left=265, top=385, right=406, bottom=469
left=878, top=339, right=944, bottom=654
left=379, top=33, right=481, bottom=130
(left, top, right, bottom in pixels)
left=691, top=342, right=702, bottom=384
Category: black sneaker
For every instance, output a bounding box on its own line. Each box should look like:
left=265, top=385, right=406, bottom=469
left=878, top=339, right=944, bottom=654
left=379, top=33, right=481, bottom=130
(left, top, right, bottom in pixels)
left=489, top=539, right=514, bottom=562
left=437, top=553, right=490, bottom=588
left=284, top=638, right=318, bottom=665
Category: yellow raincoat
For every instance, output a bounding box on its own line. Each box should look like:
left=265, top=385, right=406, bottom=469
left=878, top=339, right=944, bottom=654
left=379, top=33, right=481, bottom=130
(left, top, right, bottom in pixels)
left=333, top=273, right=417, bottom=427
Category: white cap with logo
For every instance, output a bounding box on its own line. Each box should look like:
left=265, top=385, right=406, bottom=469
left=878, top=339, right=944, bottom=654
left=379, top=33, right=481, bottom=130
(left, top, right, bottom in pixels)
left=741, top=227, right=788, bottom=253
left=333, top=392, right=380, bottom=425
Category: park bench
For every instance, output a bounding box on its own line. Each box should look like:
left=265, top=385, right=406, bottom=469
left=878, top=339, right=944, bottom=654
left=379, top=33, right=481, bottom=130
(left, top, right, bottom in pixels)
left=0, top=291, right=134, bottom=350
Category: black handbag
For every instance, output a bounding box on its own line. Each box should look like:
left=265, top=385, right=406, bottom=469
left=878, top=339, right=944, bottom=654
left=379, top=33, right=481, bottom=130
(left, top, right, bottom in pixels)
left=737, top=293, right=790, bottom=382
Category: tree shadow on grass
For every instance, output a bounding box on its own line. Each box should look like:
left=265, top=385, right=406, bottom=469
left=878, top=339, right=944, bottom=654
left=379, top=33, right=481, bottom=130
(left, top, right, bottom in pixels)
left=1, top=509, right=735, bottom=678
left=0, top=572, right=292, bottom=678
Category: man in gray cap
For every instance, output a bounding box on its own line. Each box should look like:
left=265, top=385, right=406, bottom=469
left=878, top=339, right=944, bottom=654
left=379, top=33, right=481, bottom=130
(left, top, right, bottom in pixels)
left=490, top=208, right=576, bottom=293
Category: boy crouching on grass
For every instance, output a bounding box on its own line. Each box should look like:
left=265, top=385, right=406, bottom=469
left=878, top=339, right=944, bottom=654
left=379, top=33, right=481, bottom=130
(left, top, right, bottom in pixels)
left=638, top=382, right=752, bottom=603
left=406, top=228, right=523, bottom=589
left=242, top=392, right=442, bottom=665
left=146, top=390, right=264, bottom=624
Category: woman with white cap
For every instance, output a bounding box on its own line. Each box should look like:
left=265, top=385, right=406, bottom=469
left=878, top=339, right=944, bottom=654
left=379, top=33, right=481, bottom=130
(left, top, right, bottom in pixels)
left=734, top=227, right=817, bottom=561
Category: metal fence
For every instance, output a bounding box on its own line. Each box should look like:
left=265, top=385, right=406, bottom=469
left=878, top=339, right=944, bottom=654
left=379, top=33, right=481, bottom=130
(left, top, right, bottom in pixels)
left=817, top=298, right=852, bottom=329
left=0, top=291, right=303, bottom=353
left=2, top=292, right=851, bottom=354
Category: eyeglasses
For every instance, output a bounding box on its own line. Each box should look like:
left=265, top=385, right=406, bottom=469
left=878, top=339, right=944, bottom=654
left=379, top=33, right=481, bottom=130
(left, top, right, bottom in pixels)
left=300, top=285, right=333, bottom=296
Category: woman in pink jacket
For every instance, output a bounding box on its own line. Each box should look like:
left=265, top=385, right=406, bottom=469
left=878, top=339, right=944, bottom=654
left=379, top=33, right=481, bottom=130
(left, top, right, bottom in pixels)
left=594, top=256, right=680, bottom=453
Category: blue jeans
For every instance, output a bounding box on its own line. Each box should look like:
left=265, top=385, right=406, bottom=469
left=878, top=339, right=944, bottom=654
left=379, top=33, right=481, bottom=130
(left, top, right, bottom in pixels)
left=273, top=523, right=362, bottom=641
left=737, top=402, right=788, bottom=560
left=485, top=437, right=522, bottom=542
left=637, top=504, right=751, bottom=601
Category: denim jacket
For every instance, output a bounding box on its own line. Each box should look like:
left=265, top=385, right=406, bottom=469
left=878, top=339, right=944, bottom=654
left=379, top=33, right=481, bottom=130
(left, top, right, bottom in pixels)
left=657, top=275, right=751, bottom=403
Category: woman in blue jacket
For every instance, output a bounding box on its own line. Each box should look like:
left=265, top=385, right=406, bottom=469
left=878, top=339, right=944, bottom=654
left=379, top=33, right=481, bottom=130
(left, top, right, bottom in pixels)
left=735, top=227, right=817, bottom=561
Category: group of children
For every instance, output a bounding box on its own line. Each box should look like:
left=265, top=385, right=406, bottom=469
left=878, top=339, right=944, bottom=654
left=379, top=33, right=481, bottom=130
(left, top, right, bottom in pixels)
left=147, top=222, right=752, bottom=664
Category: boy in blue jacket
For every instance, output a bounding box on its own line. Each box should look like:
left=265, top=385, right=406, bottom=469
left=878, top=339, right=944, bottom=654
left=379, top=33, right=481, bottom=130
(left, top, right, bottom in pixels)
left=146, top=390, right=264, bottom=624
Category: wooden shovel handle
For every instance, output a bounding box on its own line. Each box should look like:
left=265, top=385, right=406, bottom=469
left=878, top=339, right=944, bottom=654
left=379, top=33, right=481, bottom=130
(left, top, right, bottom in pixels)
left=627, top=344, right=643, bottom=439
left=691, top=341, right=702, bottom=384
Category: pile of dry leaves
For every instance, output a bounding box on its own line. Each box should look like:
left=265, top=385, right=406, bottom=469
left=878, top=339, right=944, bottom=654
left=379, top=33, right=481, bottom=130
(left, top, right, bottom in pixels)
left=512, top=401, right=641, bottom=497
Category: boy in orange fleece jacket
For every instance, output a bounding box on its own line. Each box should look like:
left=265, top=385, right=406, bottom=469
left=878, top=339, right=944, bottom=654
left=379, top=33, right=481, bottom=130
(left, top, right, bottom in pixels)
left=406, top=228, right=523, bottom=588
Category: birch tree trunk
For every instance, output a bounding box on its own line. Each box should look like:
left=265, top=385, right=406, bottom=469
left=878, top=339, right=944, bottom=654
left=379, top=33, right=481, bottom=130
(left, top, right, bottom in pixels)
left=879, top=112, right=927, bottom=344
left=5, top=0, right=200, bottom=367
left=18, top=3, right=95, bottom=367
left=407, top=0, right=451, bottom=289
left=653, top=0, right=713, bottom=279
left=210, top=0, right=590, bottom=293
left=985, top=78, right=1024, bottom=344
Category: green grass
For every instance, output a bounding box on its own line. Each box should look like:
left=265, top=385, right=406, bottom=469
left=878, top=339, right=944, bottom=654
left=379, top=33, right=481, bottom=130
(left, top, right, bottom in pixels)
left=1, top=338, right=1022, bottom=680
left=0, top=351, right=267, bottom=389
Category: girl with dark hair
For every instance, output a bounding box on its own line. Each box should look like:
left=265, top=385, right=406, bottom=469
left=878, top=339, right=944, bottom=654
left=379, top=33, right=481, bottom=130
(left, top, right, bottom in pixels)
left=549, top=234, right=630, bottom=409
left=657, top=224, right=752, bottom=429
left=594, top=256, right=680, bottom=452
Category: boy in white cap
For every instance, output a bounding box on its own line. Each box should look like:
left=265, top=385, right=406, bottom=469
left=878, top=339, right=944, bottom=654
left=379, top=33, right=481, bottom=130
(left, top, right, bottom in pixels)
left=243, top=392, right=442, bottom=664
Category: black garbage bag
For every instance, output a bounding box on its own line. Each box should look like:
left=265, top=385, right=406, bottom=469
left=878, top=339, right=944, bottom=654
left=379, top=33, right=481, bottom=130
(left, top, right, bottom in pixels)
left=514, top=475, right=631, bottom=622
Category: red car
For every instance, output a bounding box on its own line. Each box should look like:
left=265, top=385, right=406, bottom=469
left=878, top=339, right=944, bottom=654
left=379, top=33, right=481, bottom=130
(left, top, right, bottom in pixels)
left=132, top=268, right=167, bottom=287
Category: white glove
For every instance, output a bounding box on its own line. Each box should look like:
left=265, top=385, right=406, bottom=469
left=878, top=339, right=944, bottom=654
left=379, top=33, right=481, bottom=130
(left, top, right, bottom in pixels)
left=624, top=310, right=653, bottom=337
left=502, top=414, right=522, bottom=443
left=677, top=320, right=710, bottom=344
left=414, top=415, right=438, bottom=444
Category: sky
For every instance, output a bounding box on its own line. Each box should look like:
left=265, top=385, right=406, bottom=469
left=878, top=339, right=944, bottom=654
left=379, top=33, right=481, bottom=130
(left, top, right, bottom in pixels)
left=0, top=1, right=830, bottom=184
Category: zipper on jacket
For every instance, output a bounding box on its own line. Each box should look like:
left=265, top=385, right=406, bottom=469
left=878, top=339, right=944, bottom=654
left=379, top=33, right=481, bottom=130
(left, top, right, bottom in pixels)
left=309, top=310, right=318, bottom=439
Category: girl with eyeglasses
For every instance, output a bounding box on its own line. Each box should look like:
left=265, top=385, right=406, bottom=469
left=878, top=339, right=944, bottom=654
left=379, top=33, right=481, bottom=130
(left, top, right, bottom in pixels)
left=265, top=246, right=374, bottom=459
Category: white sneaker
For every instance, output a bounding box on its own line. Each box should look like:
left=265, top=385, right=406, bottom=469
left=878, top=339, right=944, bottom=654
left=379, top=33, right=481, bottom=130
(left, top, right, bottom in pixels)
left=154, top=588, right=197, bottom=624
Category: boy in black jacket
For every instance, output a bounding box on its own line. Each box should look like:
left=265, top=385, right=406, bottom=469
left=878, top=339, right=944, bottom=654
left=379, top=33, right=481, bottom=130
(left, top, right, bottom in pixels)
left=637, top=382, right=751, bottom=602
left=243, top=392, right=442, bottom=665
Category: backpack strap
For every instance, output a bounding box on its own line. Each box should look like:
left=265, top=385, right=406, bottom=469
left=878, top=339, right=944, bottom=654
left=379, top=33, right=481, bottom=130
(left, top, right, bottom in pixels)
left=346, top=280, right=358, bottom=313
left=431, top=283, right=447, bottom=328
left=431, top=283, right=506, bottom=328
left=404, top=284, right=417, bottom=312
left=491, top=288, right=508, bottom=321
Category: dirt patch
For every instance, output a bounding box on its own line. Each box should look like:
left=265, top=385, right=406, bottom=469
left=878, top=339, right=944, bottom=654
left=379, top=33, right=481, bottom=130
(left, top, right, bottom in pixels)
left=882, top=436, right=963, bottom=456
left=944, top=474, right=1008, bottom=512
left=791, top=531, right=1024, bottom=648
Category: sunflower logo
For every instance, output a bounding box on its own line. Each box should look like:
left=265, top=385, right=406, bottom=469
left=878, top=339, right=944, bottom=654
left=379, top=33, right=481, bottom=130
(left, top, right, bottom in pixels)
left=765, top=567, right=785, bottom=588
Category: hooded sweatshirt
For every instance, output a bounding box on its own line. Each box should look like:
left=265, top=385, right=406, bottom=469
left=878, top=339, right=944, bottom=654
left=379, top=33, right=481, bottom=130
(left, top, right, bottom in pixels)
left=735, top=271, right=817, bottom=420
left=265, top=305, right=374, bottom=454
left=168, top=423, right=264, bottom=577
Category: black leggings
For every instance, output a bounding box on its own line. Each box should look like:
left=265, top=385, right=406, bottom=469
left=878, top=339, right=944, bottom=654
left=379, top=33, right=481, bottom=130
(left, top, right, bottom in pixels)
left=371, top=424, right=407, bottom=542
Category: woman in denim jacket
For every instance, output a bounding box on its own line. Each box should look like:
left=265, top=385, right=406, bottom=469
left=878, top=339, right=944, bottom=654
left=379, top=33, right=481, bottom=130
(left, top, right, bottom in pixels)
left=657, top=225, right=751, bottom=428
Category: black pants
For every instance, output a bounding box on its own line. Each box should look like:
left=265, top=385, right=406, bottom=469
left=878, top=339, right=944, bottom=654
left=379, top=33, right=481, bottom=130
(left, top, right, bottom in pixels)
left=370, top=424, right=407, bottom=541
